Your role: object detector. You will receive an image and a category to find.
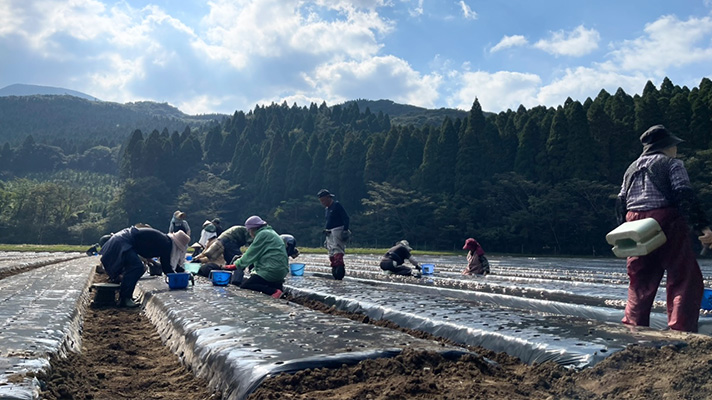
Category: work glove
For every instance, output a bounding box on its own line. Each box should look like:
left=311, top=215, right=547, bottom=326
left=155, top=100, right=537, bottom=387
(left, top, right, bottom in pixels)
left=341, top=229, right=351, bottom=241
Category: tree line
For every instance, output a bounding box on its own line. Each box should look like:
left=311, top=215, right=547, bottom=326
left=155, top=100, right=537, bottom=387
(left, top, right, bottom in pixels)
left=0, top=77, right=711, bottom=255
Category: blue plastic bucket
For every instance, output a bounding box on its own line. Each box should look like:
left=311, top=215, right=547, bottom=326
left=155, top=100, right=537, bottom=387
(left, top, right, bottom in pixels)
left=290, top=263, right=305, bottom=276
left=702, top=288, right=712, bottom=311
left=165, top=272, right=193, bottom=289
left=210, top=270, right=232, bottom=286
left=421, top=263, right=435, bottom=275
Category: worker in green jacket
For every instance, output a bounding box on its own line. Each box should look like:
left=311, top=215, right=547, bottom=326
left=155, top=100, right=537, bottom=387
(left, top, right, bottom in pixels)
left=231, top=215, right=288, bottom=298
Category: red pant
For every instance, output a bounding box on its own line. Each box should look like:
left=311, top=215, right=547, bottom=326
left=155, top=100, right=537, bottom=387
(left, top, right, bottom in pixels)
left=623, top=208, right=703, bottom=332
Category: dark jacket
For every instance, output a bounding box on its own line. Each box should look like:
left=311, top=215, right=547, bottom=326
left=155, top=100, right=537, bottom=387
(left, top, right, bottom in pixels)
left=100, top=227, right=176, bottom=280
left=383, top=244, right=411, bottom=266
left=325, top=201, right=349, bottom=230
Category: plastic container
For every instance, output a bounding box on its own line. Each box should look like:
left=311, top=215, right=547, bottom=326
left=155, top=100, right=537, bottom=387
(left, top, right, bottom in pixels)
left=606, top=218, right=667, bottom=258
left=421, top=263, right=435, bottom=275
left=183, top=262, right=201, bottom=275
left=210, top=270, right=232, bottom=286
left=186, top=255, right=193, bottom=261
left=165, top=272, right=194, bottom=289
left=702, top=289, right=712, bottom=311
left=289, top=263, right=305, bottom=276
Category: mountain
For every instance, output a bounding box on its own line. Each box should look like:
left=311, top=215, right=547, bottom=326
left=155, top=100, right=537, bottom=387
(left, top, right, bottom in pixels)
left=0, top=94, right=225, bottom=146
left=0, top=83, right=100, bottom=101
left=343, top=99, right=475, bottom=127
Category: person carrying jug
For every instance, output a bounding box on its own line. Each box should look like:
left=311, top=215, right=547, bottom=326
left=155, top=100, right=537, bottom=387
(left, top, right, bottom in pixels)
left=616, top=124, right=712, bottom=332
left=100, top=226, right=190, bottom=307
left=380, top=240, right=421, bottom=278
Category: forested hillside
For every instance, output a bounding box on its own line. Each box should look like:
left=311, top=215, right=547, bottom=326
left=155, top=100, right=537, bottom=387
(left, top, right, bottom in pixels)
left=0, top=95, right=223, bottom=148
left=0, top=77, right=711, bottom=255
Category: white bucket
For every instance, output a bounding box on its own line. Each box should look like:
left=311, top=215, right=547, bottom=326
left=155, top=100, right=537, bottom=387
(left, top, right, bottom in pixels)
left=606, top=218, right=667, bottom=258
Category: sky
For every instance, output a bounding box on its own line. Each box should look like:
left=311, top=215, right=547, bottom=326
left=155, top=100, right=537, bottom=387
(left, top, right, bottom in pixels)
left=1, top=0, right=712, bottom=116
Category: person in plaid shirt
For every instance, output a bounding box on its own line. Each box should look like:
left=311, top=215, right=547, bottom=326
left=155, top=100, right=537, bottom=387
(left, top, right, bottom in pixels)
left=617, top=124, right=712, bottom=332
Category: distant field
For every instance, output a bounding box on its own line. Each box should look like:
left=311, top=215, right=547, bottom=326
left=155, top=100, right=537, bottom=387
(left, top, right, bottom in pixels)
left=0, top=244, right=459, bottom=256
left=0, top=244, right=88, bottom=252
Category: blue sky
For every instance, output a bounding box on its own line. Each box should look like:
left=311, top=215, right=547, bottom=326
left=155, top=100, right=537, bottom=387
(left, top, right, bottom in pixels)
left=1, top=0, right=711, bottom=115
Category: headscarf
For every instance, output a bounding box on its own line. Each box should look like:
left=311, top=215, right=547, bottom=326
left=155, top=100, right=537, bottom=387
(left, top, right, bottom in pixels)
left=463, top=238, right=485, bottom=256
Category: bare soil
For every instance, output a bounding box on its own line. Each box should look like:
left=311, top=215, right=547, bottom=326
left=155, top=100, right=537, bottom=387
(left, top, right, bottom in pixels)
left=38, top=273, right=219, bottom=400
left=36, top=273, right=712, bottom=400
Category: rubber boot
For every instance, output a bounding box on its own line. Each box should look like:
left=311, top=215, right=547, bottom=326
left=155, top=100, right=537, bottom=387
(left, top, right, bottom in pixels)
left=120, top=297, right=140, bottom=308
left=331, top=253, right=345, bottom=280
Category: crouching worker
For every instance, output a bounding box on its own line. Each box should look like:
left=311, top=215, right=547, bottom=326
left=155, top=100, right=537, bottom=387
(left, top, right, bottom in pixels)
left=100, top=226, right=190, bottom=307
left=462, top=238, right=490, bottom=275
left=380, top=240, right=421, bottom=278
left=230, top=216, right=288, bottom=299
left=194, top=225, right=252, bottom=277
left=280, top=234, right=300, bottom=259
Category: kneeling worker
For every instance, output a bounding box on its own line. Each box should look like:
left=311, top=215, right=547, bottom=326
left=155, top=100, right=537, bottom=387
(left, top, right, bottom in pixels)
left=231, top=216, right=288, bottom=298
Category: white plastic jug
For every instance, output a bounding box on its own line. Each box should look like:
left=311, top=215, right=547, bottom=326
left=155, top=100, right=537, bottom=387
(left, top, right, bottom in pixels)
left=606, top=218, right=667, bottom=258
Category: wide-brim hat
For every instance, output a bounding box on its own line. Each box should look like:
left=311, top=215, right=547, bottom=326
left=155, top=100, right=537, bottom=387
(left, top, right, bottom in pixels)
left=641, top=125, right=684, bottom=155
left=245, top=215, right=267, bottom=230
left=169, top=230, right=191, bottom=252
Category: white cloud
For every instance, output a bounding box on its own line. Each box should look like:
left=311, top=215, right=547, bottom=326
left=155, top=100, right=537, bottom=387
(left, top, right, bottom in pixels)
left=458, top=1, right=477, bottom=20
left=449, top=70, right=541, bottom=111
left=608, top=15, right=712, bottom=75
left=199, top=0, right=392, bottom=69
left=490, top=35, right=528, bottom=53
left=406, top=0, right=424, bottom=17
left=177, top=94, right=239, bottom=115
left=534, top=25, right=600, bottom=57
left=308, top=55, right=442, bottom=108
left=536, top=66, right=650, bottom=106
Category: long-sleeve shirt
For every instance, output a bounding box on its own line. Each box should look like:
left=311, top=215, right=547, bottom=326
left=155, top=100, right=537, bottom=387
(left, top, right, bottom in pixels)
left=101, top=227, right=177, bottom=280
left=233, top=225, right=288, bottom=282
left=132, top=228, right=176, bottom=273
left=324, top=201, right=349, bottom=230
left=618, top=153, right=709, bottom=231
left=384, top=244, right=418, bottom=267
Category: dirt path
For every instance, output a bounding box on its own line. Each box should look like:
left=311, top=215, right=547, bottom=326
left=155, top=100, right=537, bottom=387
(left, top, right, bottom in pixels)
left=38, top=273, right=219, bottom=400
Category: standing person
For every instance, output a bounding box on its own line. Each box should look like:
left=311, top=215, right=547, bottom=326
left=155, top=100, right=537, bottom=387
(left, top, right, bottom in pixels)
left=100, top=226, right=190, bottom=307
left=231, top=216, right=288, bottom=298
left=168, top=210, right=191, bottom=238
left=379, top=240, right=421, bottom=277
left=462, top=238, right=490, bottom=275
left=617, top=124, right=712, bottom=332
left=318, top=189, right=350, bottom=280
